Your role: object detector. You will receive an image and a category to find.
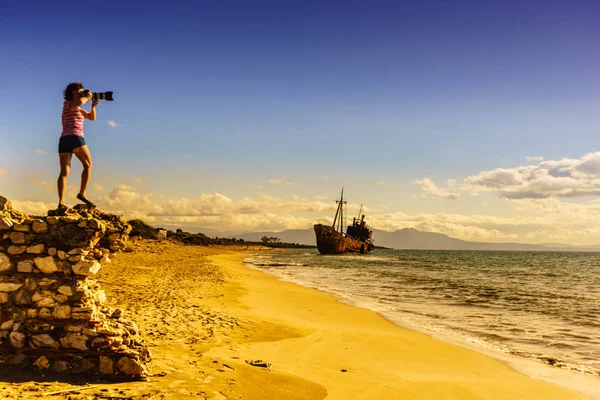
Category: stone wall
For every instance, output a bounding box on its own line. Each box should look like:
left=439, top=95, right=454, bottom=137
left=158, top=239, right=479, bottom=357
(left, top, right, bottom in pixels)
left=0, top=196, right=150, bottom=379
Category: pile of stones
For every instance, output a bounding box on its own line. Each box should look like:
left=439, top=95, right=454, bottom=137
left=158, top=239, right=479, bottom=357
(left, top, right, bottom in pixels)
left=0, top=196, right=150, bottom=379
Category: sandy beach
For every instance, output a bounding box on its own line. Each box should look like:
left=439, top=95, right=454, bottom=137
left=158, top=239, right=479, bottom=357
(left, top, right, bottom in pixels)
left=0, top=240, right=590, bottom=399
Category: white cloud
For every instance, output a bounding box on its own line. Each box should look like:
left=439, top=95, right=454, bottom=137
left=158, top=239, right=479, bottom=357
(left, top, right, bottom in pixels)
left=415, top=152, right=600, bottom=201
left=465, top=152, right=600, bottom=199
left=412, top=178, right=460, bottom=200
left=86, top=186, right=340, bottom=232
left=525, top=156, right=544, bottom=162
left=11, top=200, right=57, bottom=216
left=269, top=178, right=292, bottom=186
left=107, top=120, right=117, bottom=128
left=375, top=181, right=385, bottom=185
left=5, top=182, right=600, bottom=245
left=93, top=184, right=104, bottom=192
left=35, top=149, right=48, bottom=155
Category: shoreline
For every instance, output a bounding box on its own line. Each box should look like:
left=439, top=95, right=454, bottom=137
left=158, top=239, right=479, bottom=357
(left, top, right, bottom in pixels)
left=208, top=251, right=590, bottom=399
left=242, top=249, right=600, bottom=399
left=0, top=242, right=593, bottom=399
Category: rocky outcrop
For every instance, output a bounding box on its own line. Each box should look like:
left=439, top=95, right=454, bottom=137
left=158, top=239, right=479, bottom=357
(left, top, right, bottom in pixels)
left=0, top=196, right=150, bottom=379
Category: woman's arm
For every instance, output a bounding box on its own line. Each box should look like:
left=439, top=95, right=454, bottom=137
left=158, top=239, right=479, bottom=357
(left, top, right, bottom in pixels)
left=80, top=99, right=98, bottom=120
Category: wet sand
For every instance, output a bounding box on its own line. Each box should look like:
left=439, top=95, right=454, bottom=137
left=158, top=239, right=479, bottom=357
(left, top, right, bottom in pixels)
left=0, top=240, right=589, bottom=399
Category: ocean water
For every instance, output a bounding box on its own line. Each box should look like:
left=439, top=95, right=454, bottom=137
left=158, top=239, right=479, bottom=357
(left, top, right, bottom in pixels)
left=244, top=248, right=600, bottom=394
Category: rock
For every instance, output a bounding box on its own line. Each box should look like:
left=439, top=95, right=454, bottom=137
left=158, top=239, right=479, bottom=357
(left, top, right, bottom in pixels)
left=0, top=293, right=9, bottom=303
left=10, top=232, right=25, bottom=244
left=53, top=360, right=69, bottom=372
left=46, top=216, right=59, bottom=225
left=117, top=357, right=145, bottom=376
left=60, top=333, right=88, bottom=350
left=1, top=320, right=14, bottom=330
left=57, top=285, right=73, bottom=296
left=9, top=331, right=26, bottom=348
left=34, top=256, right=58, bottom=273
left=0, top=253, right=13, bottom=272
left=100, top=255, right=111, bottom=265
left=0, top=196, right=12, bottom=212
left=13, top=224, right=30, bottom=232
left=53, top=293, right=68, bottom=303
left=57, top=250, right=68, bottom=260
left=38, top=308, right=52, bottom=318
left=72, top=260, right=101, bottom=275
left=78, top=220, right=87, bottom=228
left=0, top=216, right=13, bottom=230
left=66, top=325, right=83, bottom=332
left=32, top=220, right=48, bottom=233
left=48, top=247, right=57, bottom=256
left=14, top=289, right=32, bottom=305
left=68, top=248, right=88, bottom=255
left=26, top=308, right=37, bottom=318
left=111, top=308, right=123, bottom=319
left=45, top=222, right=88, bottom=248
left=33, top=356, right=50, bottom=369
left=30, top=334, right=58, bottom=348
left=73, top=359, right=95, bottom=373
left=27, top=243, right=45, bottom=254
left=24, top=278, right=37, bottom=291
left=38, top=278, right=57, bottom=287
left=99, top=356, right=114, bottom=374
left=0, top=282, right=23, bottom=292
left=8, top=245, right=26, bottom=255
left=7, top=353, right=27, bottom=365
left=31, top=291, right=43, bottom=302
left=69, top=255, right=83, bottom=263
left=36, top=297, right=55, bottom=308
left=91, top=337, right=110, bottom=348
left=17, top=260, right=33, bottom=273
left=53, top=304, right=71, bottom=319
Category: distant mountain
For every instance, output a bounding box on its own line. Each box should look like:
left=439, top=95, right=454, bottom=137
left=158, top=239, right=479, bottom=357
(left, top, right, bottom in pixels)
left=213, top=227, right=600, bottom=252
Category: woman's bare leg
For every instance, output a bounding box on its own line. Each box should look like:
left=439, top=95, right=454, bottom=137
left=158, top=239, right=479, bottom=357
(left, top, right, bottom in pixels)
left=57, top=153, right=72, bottom=206
left=73, top=145, right=93, bottom=198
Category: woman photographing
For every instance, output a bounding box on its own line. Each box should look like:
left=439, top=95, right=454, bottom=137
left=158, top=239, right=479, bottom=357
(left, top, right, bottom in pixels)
left=57, top=82, right=98, bottom=211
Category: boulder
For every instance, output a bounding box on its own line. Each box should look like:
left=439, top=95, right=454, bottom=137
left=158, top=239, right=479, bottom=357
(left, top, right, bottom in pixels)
left=32, top=220, right=48, bottom=233
left=0, top=196, right=11, bottom=212
left=0, top=216, right=13, bottom=230
left=72, top=260, right=101, bottom=276
left=9, top=331, right=26, bottom=348
left=99, top=356, right=114, bottom=374
left=34, top=256, right=58, bottom=273
left=0, top=253, right=13, bottom=272
left=10, top=232, right=25, bottom=244
left=0, top=282, right=23, bottom=292
left=27, top=244, right=45, bottom=254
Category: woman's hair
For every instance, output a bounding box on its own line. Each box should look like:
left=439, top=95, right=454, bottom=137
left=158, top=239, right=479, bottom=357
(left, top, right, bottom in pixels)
left=63, top=82, right=84, bottom=101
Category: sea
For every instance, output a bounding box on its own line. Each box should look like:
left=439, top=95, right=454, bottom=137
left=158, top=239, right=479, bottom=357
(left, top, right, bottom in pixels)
left=244, top=248, right=600, bottom=398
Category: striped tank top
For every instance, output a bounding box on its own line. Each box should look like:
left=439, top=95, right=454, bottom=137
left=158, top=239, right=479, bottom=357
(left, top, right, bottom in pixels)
left=61, top=101, right=84, bottom=138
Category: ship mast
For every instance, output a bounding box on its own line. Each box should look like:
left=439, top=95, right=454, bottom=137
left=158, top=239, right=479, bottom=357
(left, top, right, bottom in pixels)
left=333, top=187, right=346, bottom=234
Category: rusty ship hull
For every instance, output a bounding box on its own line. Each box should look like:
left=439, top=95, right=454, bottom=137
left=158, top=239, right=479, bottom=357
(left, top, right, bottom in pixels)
left=314, top=224, right=372, bottom=254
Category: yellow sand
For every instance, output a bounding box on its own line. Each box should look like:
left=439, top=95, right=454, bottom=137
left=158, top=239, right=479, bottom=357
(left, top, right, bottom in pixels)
left=0, top=241, right=589, bottom=399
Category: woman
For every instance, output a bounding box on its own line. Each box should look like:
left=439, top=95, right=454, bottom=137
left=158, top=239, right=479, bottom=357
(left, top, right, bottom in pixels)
left=57, top=82, right=98, bottom=210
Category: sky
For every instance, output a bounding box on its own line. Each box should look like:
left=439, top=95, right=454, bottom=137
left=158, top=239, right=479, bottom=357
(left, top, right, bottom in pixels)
left=1, top=0, right=599, bottom=245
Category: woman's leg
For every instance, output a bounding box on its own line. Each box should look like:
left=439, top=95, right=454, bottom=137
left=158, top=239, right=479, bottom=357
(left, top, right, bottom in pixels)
left=73, top=145, right=93, bottom=198
left=57, top=153, right=72, bottom=206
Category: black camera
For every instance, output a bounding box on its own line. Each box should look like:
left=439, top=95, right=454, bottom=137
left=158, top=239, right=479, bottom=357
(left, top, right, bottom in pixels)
left=81, top=90, right=114, bottom=101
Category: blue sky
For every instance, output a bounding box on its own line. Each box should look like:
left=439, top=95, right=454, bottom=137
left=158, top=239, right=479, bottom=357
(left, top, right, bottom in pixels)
left=1, top=1, right=600, bottom=244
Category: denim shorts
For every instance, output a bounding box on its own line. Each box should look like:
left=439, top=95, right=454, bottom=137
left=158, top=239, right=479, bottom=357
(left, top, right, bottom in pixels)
left=58, top=135, right=86, bottom=153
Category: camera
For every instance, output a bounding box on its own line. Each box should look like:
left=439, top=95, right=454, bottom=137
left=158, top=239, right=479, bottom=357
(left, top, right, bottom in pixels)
left=92, top=91, right=113, bottom=101
left=81, top=90, right=114, bottom=101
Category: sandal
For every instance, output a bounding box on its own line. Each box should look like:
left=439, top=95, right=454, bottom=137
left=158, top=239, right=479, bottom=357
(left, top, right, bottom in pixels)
left=56, top=203, right=68, bottom=216
left=76, top=193, right=96, bottom=208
